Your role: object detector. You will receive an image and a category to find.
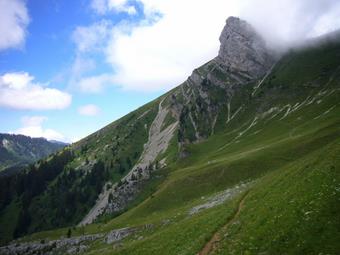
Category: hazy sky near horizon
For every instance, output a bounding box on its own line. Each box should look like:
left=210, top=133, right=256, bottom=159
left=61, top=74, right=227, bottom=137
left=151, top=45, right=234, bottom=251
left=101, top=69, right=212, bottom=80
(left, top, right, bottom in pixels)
left=0, top=0, right=340, bottom=142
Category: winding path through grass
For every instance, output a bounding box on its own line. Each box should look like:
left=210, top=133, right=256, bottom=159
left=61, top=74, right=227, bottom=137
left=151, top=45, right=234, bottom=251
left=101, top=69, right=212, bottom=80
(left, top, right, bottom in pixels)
left=198, top=191, right=249, bottom=255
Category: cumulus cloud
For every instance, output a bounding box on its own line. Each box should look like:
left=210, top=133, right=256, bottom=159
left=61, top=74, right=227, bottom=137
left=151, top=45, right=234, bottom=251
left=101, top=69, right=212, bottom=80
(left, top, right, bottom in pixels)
left=78, top=104, right=101, bottom=116
left=70, top=21, right=114, bottom=93
left=13, top=116, right=66, bottom=141
left=71, top=56, right=96, bottom=79
left=91, top=0, right=136, bottom=15
left=78, top=74, right=114, bottom=93
left=0, top=0, right=30, bottom=51
left=72, top=20, right=112, bottom=52
left=0, top=72, right=72, bottom=110
left=240, top=0, right=340, bottom=48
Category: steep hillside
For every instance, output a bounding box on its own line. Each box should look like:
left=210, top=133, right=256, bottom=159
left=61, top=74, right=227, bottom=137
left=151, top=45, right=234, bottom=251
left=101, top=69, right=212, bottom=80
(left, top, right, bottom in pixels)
left=0, top=17, right=339, bottom=254
left=0, top=133, right=66, bottom=175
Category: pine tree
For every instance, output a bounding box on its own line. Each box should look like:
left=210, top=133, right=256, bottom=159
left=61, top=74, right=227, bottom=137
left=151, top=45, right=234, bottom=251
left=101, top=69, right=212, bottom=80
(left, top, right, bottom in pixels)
left=67, top=228, right=72, bottom=238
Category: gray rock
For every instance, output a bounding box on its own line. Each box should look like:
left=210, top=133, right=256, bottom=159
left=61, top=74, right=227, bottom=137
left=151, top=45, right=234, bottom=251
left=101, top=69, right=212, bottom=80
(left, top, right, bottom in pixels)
left=142, top=224, right=154, bottom=230
left=217, top=16, right=274, bottom=79
left=67, top=244, right=88, bottom=254
left=0, top=234, right=103, bottom=255
left=189, top=182, right=251, bottom=215
left=104, top=227, right=136, bottom=244
left=161, top=219, right=171, bottom=226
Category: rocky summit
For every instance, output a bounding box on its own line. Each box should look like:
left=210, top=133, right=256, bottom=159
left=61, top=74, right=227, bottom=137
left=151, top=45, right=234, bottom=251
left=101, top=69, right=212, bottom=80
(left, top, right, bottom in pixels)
left=0, top=16, right=340, bottom=255
left=217, top=17, right=274, bottom=78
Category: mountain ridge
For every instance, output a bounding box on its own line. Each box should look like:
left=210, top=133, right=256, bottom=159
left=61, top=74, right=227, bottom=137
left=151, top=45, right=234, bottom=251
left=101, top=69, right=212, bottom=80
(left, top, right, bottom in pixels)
left=0, top=133, right=67, bottom=175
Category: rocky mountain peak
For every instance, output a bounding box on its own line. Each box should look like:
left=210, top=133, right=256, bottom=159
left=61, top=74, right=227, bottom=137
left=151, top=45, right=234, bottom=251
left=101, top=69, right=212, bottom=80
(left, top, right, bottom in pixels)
left=217, top=16, right=274, bottom=79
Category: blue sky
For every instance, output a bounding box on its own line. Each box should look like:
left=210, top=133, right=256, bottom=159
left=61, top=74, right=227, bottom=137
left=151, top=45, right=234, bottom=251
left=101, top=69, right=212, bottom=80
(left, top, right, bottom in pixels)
left=1, top=0, right=340, bottom=142
left=0, top=0, right=165, bottom=142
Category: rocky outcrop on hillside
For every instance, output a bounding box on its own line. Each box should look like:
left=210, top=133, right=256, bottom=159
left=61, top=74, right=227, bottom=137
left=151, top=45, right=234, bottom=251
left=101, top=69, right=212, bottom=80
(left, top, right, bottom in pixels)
left=79, top=97, right=178, bottom=225
left=0, top=234, right=103, bottom=255
left=0, top=223, right=156, bottom=254
left=217, top=16, right=274, bottom=79
left=173, top=17, right=275, bottom=147
left=105, top=227, right=137, bottom=244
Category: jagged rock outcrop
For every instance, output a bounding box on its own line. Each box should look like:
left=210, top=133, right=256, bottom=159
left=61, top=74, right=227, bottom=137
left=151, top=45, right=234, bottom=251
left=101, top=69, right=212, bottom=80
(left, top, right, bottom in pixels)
left=217, top=16, right=274, bottom=79
left=174, top=17, right=275, bottom=146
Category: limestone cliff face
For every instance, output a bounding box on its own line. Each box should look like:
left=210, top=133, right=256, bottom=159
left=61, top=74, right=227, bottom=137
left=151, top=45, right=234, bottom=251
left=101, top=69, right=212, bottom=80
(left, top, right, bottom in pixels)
left=217, top=17, right=274, bottom=79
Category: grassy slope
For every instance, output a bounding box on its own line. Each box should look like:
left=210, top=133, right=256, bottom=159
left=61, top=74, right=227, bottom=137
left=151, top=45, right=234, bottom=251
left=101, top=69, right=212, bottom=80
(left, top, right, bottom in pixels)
left=7, top=41, right=340, bottom=254
left=215, top=139, right=340, bottom=255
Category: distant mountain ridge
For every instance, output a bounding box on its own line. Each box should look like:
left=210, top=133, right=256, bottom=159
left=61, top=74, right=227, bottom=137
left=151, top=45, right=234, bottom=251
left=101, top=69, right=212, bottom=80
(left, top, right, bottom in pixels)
left=0, top=133, right=67, bottom=175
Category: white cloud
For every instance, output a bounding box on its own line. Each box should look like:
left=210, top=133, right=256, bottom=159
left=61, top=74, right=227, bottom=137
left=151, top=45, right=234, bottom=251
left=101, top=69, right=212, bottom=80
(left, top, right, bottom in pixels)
left=70, top=21, right=115, bottom=93
left=21, top=116, right=47, bottom=127
left=78, top=74, right=114, bottom=93
left=0, top=72, right=72, bottom=110
left=78, top=104, right=101, bottom=116
left=72, top=20, right=112, bottom=52
left=91, top=0, right=107, bottom=14
left=307, top=3, right=340, bottom=38
left=91, top=0, right=136, bottom=15
left=240, top=0, right=340, bottom=48
left=13, top=116, right=66, bottom=142
left=0, top=0, right=30, bottom=51
left=71, top=56, right=96, bottom=77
